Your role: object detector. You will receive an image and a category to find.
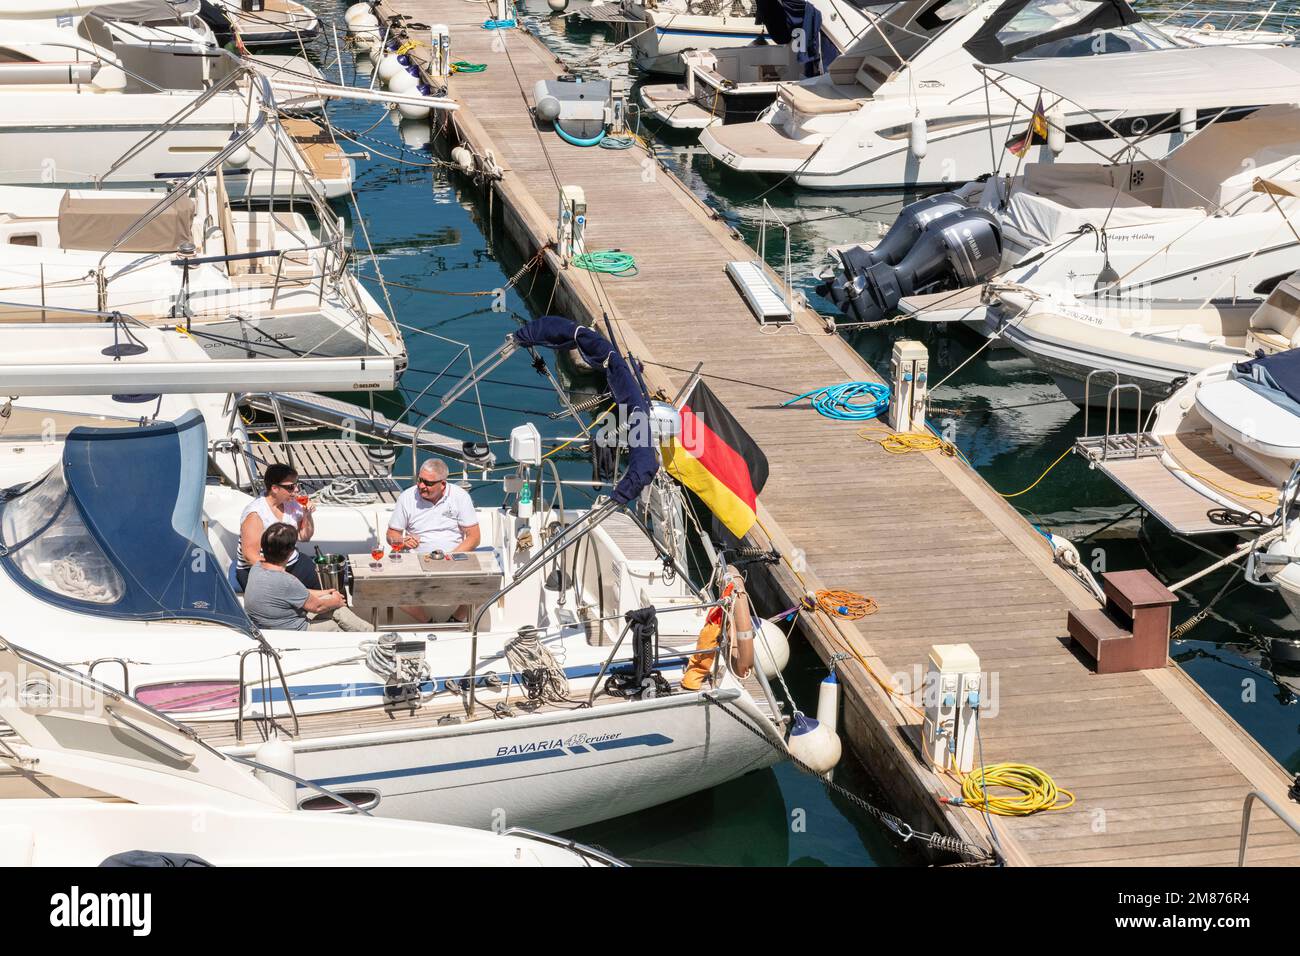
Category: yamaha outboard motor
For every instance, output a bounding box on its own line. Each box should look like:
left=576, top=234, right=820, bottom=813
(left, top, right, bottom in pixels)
left=817, top=192, right=968, bottom=309
left=834, top=209, right=1002, bottom=325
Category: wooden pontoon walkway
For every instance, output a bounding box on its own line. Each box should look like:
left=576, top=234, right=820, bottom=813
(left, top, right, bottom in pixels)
left=377, top=0, right=1300, bottom=865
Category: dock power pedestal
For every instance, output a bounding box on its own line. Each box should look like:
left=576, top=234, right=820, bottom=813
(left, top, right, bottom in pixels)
left=558, top=185, right=586, bottom=263
left=888, top=339, right=929, bottom=433
left=921, top=643, right=982, bottom=774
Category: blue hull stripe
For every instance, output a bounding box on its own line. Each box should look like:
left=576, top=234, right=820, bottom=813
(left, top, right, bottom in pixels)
left=655, top=28, right=765, bottom=39
left=304, top=733, right=675, bottom=787
left=252, top=657, right=688, bottom=705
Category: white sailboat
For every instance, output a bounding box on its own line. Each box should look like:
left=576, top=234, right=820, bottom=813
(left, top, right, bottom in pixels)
left=0, top=3, right=330, bottom=106
left=0, top=170, right=406, bottom=364
left=0, top=638, right=619, bottom=865
left=0, top=319, right=792, bottom=835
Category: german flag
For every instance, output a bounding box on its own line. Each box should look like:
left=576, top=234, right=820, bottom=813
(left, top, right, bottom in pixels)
left=661, top=382, right=768, bottom=539
left=1007, top=94, right=1049, bottom=157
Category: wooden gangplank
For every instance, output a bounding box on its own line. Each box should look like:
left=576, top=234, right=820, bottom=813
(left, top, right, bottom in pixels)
left=250, top=439, right=403, bottom=503
left=378, top=0, right=1300, bottom=866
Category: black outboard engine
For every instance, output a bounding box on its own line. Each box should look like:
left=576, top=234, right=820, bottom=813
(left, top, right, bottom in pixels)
left=833, top=209, right=1002, bottom=325
left=817, top=192, right=968, bottom=309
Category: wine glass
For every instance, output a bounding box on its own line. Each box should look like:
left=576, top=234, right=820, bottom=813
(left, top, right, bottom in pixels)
left=389, top=542, right=403, bottom=563
left=370, top=542, right=384, bottom=570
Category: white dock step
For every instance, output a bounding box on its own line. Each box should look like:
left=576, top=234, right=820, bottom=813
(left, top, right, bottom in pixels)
left=726, top=260, right=792, bottom=324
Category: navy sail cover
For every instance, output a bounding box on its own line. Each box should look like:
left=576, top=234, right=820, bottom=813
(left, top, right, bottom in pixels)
left=0, top=410, right=250, bottom=631
left=754, top=0, right=843, bottom=76
left=514, top=316, right=658, bottom=505
left=1235, top=348, right=1300, bottom=412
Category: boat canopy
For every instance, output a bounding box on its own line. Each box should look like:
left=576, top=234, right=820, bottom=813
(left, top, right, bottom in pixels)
left=978, top=46, right=1300, bottom=112
left=0, top=409, right=251, bottom=632
left=965, top=0, right=1142, bottom=63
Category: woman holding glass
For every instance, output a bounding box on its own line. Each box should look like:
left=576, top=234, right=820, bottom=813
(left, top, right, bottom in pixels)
left=236, top=463, right=319, bottom=590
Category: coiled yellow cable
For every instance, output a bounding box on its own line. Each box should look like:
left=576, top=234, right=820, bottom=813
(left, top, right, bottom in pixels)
left=802, top=588, right=879, bottom=621
left=956, top=762, right=1075, bottom=816
left=857, top=427, right=958, bottom=456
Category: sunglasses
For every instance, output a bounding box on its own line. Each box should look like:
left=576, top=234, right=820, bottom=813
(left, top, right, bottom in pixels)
left=273, top=482, right=299, bottom=491
left=417, top=478, right=446, bottom=487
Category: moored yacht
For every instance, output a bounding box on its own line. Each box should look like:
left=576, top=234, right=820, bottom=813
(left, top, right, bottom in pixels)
left=698, top=0, right=1288, bottom=191
left=0, top=4, right=329, bottom=109
left=0, top=318, right=791, bottom=834
left=0, top=639, right=619, bottom=866
left=588, top=0, right=768, bottom=75
left=639, top=0, right=881, bottom=131
left=814, top=67, right=1300, bottom=332
left=0, top=174, right=405, bottom=365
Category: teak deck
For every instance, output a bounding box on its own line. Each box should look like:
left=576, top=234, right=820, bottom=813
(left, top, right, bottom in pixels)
left=376, top=0, right=1300, bottom=865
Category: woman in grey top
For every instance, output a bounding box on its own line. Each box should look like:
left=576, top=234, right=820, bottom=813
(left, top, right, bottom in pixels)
left=244, top=524, right=368, bottom=632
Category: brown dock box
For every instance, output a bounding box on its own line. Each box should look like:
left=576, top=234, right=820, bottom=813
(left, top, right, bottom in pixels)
left=1067, top=570, right=1176, bottom=673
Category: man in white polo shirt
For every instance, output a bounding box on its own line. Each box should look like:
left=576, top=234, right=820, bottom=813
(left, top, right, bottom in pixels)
left=387, top=458, right=481, bottom=555
left=385, top=459, right=481, bottom=623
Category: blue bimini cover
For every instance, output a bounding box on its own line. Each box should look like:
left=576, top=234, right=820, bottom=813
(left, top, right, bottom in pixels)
left=0, top=410, right=250, bottom=632
left=514, top=315, right=658, bottom=505
left=1234, top=347, right=1300, bottom=415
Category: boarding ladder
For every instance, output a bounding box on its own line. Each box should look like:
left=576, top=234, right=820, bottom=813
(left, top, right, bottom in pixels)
left=1072, top=370, right=1161, bottom=463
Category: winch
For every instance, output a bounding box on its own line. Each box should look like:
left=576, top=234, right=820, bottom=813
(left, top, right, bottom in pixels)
left=364, top=633, right=429, bottom=715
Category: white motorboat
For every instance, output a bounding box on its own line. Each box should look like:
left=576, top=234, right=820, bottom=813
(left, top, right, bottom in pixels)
left=698, top=0, right=1293, bottom=191
left=587, top=0, right=768, bottom=75
left=639, top=0, right=881, bottom=131
left=814, top=68, right=1300, bottom=332
left=0, top=319, right=791, bottom=834
left=207, top=0, right=320, bottom=48
left=1072, top=348, right=1297, bottom=537
left=0, top=171, right=406, bottom=365
left=0, top=638, right=619, bottom=866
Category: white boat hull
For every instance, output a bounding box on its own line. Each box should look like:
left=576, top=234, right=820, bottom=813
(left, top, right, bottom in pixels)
left=633, top=12, right=765, bottom=75
left=0, top=93, right=351, bottom=199
left=235, top=687, right=780, bottom=833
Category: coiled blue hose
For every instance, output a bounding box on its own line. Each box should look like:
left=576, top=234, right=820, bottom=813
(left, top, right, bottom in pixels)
left=781, top=382, right=891, bottom=421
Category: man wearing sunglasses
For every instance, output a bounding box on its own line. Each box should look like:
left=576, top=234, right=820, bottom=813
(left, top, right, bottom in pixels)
left=387, top=458, right=480, bottom=556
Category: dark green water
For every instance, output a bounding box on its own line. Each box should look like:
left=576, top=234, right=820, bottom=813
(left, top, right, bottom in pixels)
left=313, top=0, right=1299, bottom=864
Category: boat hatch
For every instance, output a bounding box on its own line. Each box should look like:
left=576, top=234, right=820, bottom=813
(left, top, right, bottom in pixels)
left=0, top=409, right=250, bottom=630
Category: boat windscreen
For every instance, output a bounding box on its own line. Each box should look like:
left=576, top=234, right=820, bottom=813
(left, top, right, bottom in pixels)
left=0, top=409, right=250, bottom=631
left=964, top=0, right=1142, bottom=63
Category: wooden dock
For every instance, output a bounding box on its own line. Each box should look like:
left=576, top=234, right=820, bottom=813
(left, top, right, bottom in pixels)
left=375, top=0, right=1300, bottom=865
